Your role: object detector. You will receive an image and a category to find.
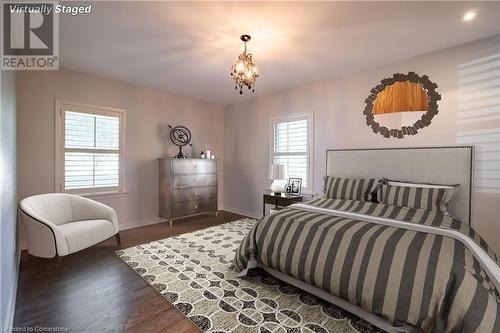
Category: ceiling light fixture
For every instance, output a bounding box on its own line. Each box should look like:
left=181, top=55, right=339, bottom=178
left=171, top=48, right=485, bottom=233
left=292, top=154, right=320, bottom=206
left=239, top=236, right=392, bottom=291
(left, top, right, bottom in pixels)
left=231, top=34, right=259, bottom=95
left=463, top=11, right=476, bottom=21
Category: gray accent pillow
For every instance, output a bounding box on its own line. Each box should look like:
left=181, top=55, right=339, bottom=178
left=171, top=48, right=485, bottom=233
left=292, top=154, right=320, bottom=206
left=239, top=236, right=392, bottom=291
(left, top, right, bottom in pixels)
left=324, top=176, right=377, bottom=202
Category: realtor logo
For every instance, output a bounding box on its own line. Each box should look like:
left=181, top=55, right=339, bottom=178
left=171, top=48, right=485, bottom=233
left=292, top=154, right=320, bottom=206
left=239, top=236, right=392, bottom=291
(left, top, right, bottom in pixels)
left=2, top=2, right=59, bottom=70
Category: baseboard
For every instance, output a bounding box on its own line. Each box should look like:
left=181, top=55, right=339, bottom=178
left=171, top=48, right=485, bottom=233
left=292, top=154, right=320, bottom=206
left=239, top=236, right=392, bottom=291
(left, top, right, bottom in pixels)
left=4, top=249, right=21, bottom=329
left=119, top=217, right=168, bottom=231
left=224, top=207, right=261, bottom=220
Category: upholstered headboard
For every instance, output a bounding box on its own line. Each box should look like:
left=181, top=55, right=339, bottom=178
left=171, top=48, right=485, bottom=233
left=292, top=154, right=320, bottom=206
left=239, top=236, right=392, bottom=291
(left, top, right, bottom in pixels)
left=326, top=146, right=474, bottom=224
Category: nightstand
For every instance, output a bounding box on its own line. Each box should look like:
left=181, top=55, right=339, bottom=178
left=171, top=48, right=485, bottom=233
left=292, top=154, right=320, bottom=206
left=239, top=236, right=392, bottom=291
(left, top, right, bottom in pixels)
left=263, top=191, right=302, bottom=216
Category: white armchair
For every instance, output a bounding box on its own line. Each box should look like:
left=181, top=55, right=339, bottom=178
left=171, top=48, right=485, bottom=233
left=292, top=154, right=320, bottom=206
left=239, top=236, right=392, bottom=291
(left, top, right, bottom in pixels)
left=19, top=193, right=120, bottom=274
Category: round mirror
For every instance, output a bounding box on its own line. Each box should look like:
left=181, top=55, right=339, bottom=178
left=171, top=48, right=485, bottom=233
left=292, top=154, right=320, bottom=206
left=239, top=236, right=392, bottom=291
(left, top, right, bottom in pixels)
left=363, top=72, right=441, bottom=138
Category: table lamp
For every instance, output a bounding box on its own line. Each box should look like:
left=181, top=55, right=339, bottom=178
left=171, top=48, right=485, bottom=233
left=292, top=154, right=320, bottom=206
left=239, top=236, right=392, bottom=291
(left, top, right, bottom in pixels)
left=269, top=164, right=287, bottom=194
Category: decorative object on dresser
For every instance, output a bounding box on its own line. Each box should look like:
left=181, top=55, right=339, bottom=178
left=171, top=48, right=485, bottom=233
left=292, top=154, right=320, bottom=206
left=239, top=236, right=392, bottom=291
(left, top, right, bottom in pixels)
left=205, top=143, right=211, bottom=160
left=159, top=158, right=218, bottom=227
left=269, top=164, right=287, bottom=194
left=288, top=177, right=302, bottom=195
left=262, top=191, right=302, bottom=216
left=168, top=124, right=192, bottom=158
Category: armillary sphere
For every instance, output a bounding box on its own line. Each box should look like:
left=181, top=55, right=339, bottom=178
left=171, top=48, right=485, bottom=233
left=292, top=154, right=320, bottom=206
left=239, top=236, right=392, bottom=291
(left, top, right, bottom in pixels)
left=168, top=125, right=192, bottom=159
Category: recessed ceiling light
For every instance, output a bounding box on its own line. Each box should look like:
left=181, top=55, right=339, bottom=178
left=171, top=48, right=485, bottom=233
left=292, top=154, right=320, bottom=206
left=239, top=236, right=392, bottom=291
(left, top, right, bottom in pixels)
left=463, top=11, right=476, bottom=22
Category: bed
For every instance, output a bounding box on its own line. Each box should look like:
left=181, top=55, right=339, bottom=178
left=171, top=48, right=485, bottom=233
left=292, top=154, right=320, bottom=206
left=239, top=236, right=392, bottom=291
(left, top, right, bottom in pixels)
left=234, top=146, right=500, bottom=333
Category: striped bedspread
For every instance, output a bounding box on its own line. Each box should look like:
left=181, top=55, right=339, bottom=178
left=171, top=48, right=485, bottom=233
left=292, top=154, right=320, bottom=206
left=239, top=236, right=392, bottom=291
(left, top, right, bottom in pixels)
left=234, top=198, right=500, bottom=332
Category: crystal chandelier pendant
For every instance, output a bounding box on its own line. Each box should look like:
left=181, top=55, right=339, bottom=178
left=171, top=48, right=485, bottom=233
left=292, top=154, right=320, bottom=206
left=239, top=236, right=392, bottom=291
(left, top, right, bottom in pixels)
left=230, top=35, right=259, bottom=95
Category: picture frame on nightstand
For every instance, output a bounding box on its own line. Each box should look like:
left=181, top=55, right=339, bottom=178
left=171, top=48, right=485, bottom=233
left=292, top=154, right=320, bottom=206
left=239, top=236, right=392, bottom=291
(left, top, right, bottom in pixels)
left=288, top=177, right=302, bottom=196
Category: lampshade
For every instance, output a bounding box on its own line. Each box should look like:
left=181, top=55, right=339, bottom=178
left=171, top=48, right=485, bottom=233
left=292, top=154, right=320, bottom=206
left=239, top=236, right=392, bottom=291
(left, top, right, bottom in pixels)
left=269, top=164, right=287, bottom=180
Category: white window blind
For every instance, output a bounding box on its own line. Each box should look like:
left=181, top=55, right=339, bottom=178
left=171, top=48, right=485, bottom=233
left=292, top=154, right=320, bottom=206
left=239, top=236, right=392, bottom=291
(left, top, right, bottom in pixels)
left=271, top=114, right=312, bottom=191
left=56, top=101, right=125, bottom=194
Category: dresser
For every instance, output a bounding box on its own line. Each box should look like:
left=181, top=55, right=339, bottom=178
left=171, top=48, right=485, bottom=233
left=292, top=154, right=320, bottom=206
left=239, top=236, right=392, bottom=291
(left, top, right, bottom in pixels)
left=159, top=158, right=218, bottom=227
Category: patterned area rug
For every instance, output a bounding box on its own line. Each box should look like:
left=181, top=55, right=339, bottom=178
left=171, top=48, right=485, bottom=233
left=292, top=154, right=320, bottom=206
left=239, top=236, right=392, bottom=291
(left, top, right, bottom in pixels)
left=116, top=219, right=385, bottom=333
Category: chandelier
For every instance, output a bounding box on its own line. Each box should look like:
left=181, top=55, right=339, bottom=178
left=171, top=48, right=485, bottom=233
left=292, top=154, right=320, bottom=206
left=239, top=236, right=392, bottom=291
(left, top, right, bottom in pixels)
left=230, top=35, right=259, bottom=94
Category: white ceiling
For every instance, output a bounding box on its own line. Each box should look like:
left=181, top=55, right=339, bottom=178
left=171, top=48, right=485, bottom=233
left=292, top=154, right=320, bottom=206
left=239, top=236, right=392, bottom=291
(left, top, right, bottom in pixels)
left=60, top=1, right=500, bottom=106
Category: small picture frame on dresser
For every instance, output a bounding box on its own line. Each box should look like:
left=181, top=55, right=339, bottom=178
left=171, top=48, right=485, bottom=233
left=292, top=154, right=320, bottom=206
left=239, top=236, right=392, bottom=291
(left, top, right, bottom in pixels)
left=285, top=184, right=292, bottom=195
left=288, top=178, right=302, bottom=196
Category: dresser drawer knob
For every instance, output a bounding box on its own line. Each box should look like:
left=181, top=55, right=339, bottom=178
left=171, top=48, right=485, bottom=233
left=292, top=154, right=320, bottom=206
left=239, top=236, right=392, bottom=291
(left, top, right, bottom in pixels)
left=194, top=205, right=198, bottom=209
left=194, top=192, right=198, bottom=197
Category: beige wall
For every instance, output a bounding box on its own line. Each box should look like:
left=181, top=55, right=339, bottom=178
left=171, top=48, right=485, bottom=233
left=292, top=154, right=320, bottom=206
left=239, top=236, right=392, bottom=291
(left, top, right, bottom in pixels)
left=16, top=36, right=500, bottom=254
left=1, top=71, right=18, bottom=328
left=17, top=69, right=225, bottom=232
left=223, top=36, right=500, bottom=253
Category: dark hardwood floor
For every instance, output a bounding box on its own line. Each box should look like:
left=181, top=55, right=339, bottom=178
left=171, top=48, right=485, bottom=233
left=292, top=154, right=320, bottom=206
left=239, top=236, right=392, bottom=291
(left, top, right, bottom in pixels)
left=13, top=211, right=247, bottom=333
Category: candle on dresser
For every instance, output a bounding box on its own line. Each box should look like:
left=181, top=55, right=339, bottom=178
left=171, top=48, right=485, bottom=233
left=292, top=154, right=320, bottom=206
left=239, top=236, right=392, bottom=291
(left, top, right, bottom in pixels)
left=205, top=144, right=210, bottom=161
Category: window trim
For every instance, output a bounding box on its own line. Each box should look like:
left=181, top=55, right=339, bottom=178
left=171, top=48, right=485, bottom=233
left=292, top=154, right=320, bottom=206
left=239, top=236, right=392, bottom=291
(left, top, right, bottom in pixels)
left=269, top=112, right=314, bottom=194
left=55, top=99, right=127, bottom=196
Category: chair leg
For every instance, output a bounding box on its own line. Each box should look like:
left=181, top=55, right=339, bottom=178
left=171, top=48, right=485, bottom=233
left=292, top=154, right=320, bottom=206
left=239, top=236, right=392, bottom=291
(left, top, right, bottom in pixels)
left=56, top=255, right=62, bottom=276
left=115, top=233, right=121, bottom=247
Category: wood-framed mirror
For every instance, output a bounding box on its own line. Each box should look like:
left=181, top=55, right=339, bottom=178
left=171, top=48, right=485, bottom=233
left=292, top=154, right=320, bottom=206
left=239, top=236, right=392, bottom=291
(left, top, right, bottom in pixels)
left=363, top=72, right=441, bottom=138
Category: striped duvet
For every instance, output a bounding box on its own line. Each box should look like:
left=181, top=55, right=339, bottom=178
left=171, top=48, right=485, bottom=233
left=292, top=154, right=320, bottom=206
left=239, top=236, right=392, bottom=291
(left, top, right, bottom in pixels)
left=234, top=198, right=500, bottom=332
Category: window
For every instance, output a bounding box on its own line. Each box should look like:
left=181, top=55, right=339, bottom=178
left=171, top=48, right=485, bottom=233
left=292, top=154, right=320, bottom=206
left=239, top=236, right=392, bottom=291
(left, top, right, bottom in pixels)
left=55, top=100, right=126, bottom=195
left=271, top=113, right=313, bottom=193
